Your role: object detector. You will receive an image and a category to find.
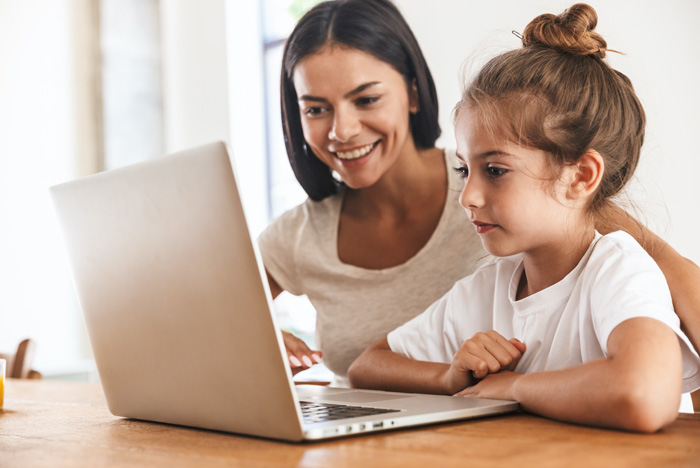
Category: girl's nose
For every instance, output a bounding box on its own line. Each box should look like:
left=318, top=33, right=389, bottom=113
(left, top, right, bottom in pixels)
left=459, top=175, right=484, bottom=211
left=328, top=108, right=361, bottom=142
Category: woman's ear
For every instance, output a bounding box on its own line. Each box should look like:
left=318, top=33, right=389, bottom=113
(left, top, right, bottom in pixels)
left=567, top=149, right=604, bottom=201
left=409, top=80, right=419, bottom=114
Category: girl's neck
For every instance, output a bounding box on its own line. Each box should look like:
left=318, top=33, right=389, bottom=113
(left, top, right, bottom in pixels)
left=516, top=224, right=596, bottom=301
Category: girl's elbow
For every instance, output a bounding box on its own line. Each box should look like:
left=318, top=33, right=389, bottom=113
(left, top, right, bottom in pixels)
left=348, top=353, right=373, bottom=388
left=618, top=385, right=680, bottom=433
left=347, top=360, right=362, bottom=388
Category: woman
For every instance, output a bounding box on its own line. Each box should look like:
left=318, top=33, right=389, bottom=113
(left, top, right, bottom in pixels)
left=258, top=0, right=700, bottom=384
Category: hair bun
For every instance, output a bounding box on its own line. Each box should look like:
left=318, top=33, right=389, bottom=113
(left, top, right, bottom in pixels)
left=521, top=3, right=607, bottom=58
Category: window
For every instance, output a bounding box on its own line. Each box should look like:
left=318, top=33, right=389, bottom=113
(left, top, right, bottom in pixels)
left=257, top=0, right=324, bottom=351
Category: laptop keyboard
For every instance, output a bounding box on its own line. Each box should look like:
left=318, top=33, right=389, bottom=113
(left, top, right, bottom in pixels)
left=299, top=401, right=400, bottom=423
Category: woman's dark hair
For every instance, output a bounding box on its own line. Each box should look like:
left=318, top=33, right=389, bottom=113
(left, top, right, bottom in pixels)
left=281, top=0, right=441, bottom=200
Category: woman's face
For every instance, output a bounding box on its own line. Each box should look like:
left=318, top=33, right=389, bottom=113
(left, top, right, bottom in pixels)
left=292, top=46, right=418, bottom=189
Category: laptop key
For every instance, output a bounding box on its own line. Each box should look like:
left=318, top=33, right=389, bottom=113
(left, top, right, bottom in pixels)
left=299, top=401, right=400, bottom=423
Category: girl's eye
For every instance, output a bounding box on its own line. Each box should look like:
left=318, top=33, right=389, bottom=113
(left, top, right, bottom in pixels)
left=356, top=96, right=379, bottom=106
left=453, top=166, right=469, bottom=179
left=486, top=166, right=508, bottom=178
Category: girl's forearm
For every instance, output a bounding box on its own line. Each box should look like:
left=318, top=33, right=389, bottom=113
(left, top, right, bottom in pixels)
left=511, top=320, right=682, bottom=433
left=348, top=339, right=452, bottom=394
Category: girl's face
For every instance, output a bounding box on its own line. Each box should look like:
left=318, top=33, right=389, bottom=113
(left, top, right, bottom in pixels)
left=455, top=107, right=576, bottom=258
left=292, top=46, right=418, bottom=189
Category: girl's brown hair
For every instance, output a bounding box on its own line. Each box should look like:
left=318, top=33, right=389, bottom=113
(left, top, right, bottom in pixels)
left=459, top=3, right=645, bottom=213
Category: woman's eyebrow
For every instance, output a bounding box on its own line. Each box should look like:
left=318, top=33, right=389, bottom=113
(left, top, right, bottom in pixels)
left=298, top=81, right=381, bottom=102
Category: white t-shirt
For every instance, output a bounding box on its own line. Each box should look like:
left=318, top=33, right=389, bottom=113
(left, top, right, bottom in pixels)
left=388, top=231, right=700, bottom=408
left=259, top=150, right=486, bottom=380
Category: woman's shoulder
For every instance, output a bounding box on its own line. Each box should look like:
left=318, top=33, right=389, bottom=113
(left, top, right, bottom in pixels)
left=259, top=192, right=343, bottom=246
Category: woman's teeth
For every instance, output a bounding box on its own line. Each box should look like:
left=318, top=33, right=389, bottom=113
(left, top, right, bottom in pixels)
left=336, top=142, right=375, bottom=160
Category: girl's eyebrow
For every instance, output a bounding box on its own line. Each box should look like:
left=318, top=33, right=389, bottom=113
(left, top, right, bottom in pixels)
left=456, top=150, right=517, bottom=161
left=477, top=150, right=516, bottom=159
left=298, top=81, right=381, bottom=102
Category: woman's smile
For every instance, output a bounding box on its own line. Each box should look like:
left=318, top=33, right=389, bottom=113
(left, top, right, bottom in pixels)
left=333, top=141, right=380, bottom=161
left=293, top=46, right=419, bottom=189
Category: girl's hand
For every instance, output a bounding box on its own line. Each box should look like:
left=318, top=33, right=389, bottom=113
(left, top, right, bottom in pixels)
left=282, top=331, right=323, bottom=375
left=454, top=370, right=522, bottom=400
left=444, top=331, right=526, bottom=393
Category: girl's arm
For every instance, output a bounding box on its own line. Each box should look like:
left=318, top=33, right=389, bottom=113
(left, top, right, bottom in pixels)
left=597, top=205, right=700, bottom=353
left=348, top=333, right=526, bottom=394
left=458, top=317, right=682, bottom=433
left=348, top=337, right=454, bottom=394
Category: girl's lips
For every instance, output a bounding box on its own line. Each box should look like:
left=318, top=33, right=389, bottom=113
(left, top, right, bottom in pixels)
left=473, top=221, right=498, bottom=234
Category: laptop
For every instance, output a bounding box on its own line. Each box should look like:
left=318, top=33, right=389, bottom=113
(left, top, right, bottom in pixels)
left=49, top=141, right=518, bottom=442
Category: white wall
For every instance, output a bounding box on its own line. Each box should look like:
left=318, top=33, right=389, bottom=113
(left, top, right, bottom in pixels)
left=0, top=0, right=98, bottom=370
left=159, top=0, right=270, bottom=236
left=395, top=0, right=700, bottom=264
left=160, top=0, right=230, bottom=153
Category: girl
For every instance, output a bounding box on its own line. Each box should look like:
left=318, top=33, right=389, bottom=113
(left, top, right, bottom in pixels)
left=348, top=3, right=700, bottom=432
left=260, top=0, right=700, bottom=385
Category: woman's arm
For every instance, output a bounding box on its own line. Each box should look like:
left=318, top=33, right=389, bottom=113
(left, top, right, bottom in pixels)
left=597, top=205, right=700, bottom=353
left=266, top=270, right=322, bottom=374
left=458, top=317, right=682, bottom=433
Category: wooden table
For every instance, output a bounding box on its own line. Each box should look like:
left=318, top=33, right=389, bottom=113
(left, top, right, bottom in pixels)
left=2, top=379, right=699, bottom=467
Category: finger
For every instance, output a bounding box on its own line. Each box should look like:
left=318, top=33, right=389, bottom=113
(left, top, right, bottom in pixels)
left=457, top=340, right=501, bottom=376
left=311, top=353, right=323, bottom=364
left=301, top=355, right=314, bottom=367
left=509, top=338, right=527, bottom=354
left=455, top=386, right=477, bottom=397
left=464, top=336, right=509, bottom=373
left=288, top=355, right=303, bottom=368
left=482, top=331, right=524, bottom=367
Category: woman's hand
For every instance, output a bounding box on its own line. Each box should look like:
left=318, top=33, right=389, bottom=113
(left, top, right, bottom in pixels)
left=282, top=331, right=322, bottom=375
left=443, top=331, right=526, bottom=394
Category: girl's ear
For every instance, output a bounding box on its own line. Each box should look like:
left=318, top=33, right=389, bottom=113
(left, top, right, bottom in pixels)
left=409, top=80, right=419, bottom=114
left=567, top=149, right=604, bottom=200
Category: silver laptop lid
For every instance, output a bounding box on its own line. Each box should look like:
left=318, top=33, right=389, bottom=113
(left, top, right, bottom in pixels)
left=50, top=141, right=305, bottom=440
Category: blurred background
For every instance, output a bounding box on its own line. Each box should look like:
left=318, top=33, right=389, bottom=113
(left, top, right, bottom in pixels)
left=1, top=0, right=699, bottom=380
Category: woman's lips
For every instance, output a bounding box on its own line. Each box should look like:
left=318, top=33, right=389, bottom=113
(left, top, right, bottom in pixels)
left=333, top=141, right=379, bottom=161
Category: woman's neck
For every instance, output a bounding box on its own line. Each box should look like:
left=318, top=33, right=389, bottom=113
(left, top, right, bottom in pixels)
left=344, top=146, right=445, bottom=220
left=516, top=224, right=596, bottom=300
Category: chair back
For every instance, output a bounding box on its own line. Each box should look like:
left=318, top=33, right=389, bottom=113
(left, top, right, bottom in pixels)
left=0, top=339, right=41, bottom=379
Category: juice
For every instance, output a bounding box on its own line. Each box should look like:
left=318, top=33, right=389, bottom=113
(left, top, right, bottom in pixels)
left=0, top=358, right=5, bottom=409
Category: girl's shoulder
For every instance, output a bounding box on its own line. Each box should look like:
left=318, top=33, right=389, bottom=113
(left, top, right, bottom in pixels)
left=591, top=231, right=656, bottom=264
left=583, top=230, right=668, bottom=299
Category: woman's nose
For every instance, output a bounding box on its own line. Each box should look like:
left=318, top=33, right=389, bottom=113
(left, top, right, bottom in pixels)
left=328, top=108, right=361, bottom=142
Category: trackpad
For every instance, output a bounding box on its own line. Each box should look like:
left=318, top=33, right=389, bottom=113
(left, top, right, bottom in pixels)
left=315, top=392, right=412, bottom=404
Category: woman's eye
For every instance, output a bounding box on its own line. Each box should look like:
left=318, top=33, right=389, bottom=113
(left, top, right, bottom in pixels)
left=356, top=96, right=379, bottom=106
left=453, top=166, right=469, bottom=179
left=303, top=106, right=326, bottom=117
left=486, top=166, right=507, bottom=177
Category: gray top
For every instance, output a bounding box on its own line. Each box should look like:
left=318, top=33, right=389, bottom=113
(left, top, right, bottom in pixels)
left=258, top=149, right=486, bottom=381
